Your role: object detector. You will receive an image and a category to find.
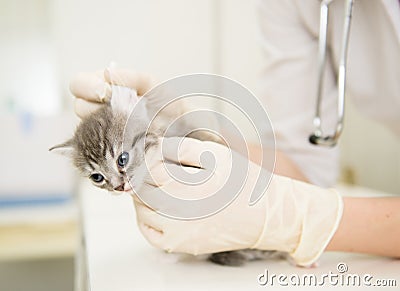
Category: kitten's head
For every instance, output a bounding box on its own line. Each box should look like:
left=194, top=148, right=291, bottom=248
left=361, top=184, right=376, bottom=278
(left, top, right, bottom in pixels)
left=50, top=96, right=157, bottom=194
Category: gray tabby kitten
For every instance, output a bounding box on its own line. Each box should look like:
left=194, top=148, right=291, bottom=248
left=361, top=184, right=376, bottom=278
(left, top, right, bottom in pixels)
left=50, top=92, right=281, bottom=266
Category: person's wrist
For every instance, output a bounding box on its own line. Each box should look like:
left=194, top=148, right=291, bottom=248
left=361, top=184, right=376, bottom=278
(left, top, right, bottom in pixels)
left=250, top=175, right=344, bottom=266
left=251, top=175, right=300, bottom=253
left=290, top=187, right=343, bottom=266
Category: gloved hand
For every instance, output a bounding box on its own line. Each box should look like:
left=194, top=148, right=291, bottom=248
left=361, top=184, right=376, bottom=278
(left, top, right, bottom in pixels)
left=70, top=68, right=156, bottom=118
left=134, top=137, right=343, bottom=267
left=70, top=67, right=221, bottom=143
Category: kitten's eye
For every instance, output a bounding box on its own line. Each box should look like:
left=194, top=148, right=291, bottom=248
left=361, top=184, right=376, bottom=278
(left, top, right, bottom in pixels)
left=117, top=152, right=129, bottom=167
left=90, top=173, right=104, bottom=183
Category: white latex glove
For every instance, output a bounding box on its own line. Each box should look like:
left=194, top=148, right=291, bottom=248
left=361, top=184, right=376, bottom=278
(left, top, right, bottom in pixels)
left=135, top=137, right=343, bottom=267
left=70, top=67, right=221, bottom=143
left=70, top=68, right=157, bottom=118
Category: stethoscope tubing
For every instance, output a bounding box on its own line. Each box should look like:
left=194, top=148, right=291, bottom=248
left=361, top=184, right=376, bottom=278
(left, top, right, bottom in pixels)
left=310, top=0, right=354, bottom=147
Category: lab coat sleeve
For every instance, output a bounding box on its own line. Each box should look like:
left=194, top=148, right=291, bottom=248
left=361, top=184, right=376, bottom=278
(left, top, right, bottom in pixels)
left=256, top=0, right=340, bottom=187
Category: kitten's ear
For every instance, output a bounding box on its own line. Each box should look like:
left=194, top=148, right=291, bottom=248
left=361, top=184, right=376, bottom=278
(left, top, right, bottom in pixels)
left=110, top=86, right=146, bottom=117
left=49, top=140, right=75, bottom=157
left=110, top=87, right=135, bottom=113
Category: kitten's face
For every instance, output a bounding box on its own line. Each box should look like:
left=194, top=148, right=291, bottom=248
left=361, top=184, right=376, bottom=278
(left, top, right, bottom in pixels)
left=51, top=101, right=157, bottom=194
left=74, top=109, right=147, bottom=193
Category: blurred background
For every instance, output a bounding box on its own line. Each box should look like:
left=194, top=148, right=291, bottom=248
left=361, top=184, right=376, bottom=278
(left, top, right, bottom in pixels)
left=1, top=0, right=399, bottom=290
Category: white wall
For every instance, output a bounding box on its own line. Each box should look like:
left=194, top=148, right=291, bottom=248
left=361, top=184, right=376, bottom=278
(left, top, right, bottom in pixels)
left=0, top=0, right=61, bottom=114
left=218, top=0, right=263, bottom=92
left=340, top=101, right=400, bottom=193
left=50, top=0, right=217, bottom=110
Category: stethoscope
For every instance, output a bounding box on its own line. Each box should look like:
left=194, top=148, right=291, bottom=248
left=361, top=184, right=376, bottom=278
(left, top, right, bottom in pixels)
left=309, top=0, right=354, bottom=147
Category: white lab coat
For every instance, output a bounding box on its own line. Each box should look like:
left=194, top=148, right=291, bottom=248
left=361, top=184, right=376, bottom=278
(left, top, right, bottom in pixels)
left=257, top=0, right=400, bottom=186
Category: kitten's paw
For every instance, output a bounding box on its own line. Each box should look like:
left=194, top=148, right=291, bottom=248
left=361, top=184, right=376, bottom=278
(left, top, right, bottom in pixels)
left=208, top=251, right=246, bottom=267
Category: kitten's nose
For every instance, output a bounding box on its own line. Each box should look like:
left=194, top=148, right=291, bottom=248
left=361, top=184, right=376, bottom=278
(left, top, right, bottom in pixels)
left=114, top=184, right=125, bottom=192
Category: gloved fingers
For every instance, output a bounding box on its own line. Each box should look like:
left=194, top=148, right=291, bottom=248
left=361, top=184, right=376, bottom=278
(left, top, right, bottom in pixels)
left=70, top=71, right=112, bottom=103
left=135, top=202, right=167, bottom=233
left=161, top=137, right=231, bottom=170
left=135, top=204, right=194, bottom=254
left=130, top=193, right=142, bottom=205
left=104, top=68, right=156, bottom=96
left=137, top=221, right=164, bottom=249
left=73, top=98, right=104, bottom=119
left=142, top=147, right=168, bottom=186
left=160, top=137, right=204, bottom=168
left=145, top=159, right=205, bottom=187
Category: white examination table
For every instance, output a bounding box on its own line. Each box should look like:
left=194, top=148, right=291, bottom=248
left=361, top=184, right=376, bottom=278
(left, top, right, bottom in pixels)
left=76, top=181, right=399, bottom=291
